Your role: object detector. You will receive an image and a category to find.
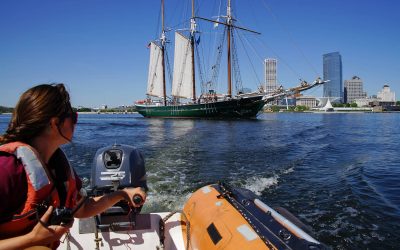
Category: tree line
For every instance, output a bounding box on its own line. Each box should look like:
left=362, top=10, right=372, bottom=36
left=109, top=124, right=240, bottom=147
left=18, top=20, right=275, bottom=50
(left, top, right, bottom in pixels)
left=0, top=106, right=13, bottom=113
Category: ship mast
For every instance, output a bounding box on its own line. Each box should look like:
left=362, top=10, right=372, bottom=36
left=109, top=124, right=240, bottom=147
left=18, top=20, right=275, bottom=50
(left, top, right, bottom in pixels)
left=227, top=0, right=232, bottom=97
left=193, top=1, right=260, bottom=98
left=161, top=0, right=167, bottom=106
left=191, top=0, right=196, bottom=101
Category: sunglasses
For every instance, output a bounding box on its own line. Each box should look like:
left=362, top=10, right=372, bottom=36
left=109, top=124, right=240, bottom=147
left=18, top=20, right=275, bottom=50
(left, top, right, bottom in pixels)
left=60, top=111, right=78, bottom=124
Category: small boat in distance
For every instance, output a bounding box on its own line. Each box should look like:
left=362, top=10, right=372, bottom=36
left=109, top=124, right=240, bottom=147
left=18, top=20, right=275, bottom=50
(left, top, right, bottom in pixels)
left=135, top=0, right=326, bottom=118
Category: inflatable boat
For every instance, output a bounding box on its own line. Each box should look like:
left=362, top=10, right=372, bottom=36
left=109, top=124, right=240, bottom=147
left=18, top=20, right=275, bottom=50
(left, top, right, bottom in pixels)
left=59, top=144, right=327, bottom=249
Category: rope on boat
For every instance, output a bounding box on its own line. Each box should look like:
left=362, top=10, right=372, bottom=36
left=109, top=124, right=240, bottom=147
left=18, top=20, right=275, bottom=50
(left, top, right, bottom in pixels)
left=59, top=231, right=72, bottom=250
left=158, top=210, right=191, bottom=250
left=66, top=231, right=71, bottom=250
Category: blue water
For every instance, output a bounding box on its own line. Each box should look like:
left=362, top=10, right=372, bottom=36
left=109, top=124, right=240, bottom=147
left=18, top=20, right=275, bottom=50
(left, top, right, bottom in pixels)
left=1, top=113, right=399, bottom=249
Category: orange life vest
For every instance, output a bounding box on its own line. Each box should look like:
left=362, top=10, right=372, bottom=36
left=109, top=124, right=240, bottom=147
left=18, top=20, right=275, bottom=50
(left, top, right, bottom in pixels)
left=0, top=142, right=79, bottom=239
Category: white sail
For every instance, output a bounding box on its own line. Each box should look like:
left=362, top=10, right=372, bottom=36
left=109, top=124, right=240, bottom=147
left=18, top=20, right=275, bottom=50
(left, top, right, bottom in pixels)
left=172, top=32, right=194, bottom=99
left=147, top=42, right=164, bottom=97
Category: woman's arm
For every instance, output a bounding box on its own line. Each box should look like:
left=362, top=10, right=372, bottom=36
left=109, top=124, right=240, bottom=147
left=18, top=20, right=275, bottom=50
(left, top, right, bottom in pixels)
left=74, top=187, right=146, bottom=218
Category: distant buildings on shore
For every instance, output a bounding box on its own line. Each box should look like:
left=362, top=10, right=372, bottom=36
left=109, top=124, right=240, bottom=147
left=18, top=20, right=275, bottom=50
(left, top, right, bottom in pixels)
left=296, top=96, right=318, bottom=108
left=377, top=85, right=396, bottom=102
left=75, top=104, right=136, bottom=113
left=263, top=52, right=397, bottom=110
left=321, top=52, right=397, bottom=108
left=344, top=76, right=366, bottom=103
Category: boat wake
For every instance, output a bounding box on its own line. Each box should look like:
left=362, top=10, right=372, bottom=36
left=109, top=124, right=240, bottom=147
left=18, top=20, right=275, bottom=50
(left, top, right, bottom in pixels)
left=243, top=176, right=278, bottom=195
left=241, top=167, right=294, bottom=195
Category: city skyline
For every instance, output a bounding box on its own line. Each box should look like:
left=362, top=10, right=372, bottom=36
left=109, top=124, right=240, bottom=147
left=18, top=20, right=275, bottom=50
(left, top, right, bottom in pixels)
left=0, top=0, right=399, bottom=107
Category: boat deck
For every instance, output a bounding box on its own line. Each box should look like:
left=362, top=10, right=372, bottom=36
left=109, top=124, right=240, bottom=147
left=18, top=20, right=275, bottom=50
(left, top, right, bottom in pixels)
left=59, top=212, right=185, bottom=250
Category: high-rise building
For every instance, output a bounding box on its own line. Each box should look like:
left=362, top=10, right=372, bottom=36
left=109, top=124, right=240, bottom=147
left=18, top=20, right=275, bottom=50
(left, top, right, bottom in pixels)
left=344, top=76, right=367, bottom=103
left=264, top=58, right=277, bottom=94
left=323, top=52, right=343, bottom=103
left=377, top=85, right=396, bottom=102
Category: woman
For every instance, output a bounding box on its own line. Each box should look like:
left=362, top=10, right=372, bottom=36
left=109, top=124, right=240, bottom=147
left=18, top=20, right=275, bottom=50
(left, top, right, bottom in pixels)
left=0, top=84, right=146, bottom=249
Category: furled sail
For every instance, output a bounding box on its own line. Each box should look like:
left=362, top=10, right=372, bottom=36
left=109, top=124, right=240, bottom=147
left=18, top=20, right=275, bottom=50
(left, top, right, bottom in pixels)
left=172, top=32, right=194, bottom=99
left=147, top=42, right=164, bottom=97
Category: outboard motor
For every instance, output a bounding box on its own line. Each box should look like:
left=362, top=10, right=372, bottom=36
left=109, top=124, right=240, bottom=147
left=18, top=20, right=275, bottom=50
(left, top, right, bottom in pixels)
left=87, top=144, right=147, bottom=230
left=90, top=144, right=147, bottom=193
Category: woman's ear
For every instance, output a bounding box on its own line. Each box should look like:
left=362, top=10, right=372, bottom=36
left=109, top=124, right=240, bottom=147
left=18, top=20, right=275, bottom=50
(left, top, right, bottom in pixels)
left=49, top=117, right=60, bottom=132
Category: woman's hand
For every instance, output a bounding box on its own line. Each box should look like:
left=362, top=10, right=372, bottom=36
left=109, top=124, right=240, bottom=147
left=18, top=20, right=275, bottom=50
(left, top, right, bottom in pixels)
left=28, top=206, right=72, bottom=246
left=74, top=187, right=147, bottom=218
left=122, top=187, right=147, bottom=207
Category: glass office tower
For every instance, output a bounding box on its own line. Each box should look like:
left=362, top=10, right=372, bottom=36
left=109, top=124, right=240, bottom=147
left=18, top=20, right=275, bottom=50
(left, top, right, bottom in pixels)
left=323, top=52, right=343, bottom=103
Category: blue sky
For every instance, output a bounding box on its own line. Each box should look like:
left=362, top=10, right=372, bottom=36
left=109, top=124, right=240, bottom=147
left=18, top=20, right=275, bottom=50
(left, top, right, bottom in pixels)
left=1, top=0, right=399, bottom=108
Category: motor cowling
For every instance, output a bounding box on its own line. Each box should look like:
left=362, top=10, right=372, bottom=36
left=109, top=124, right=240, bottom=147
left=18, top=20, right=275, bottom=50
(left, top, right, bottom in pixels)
left=89, top=144, right=148, bottom=196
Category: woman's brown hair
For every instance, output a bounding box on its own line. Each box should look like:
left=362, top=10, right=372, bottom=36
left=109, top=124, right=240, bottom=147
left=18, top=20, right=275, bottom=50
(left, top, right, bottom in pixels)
left=0, top=83, right=72, bottom=144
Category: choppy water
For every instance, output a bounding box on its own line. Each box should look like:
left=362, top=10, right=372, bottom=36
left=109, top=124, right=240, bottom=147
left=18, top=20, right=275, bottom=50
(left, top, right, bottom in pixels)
left=1, top=113, right=399, bottom=249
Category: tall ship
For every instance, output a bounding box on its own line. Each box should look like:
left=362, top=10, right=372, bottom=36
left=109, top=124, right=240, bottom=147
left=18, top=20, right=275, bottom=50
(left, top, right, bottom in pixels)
left=135, top=0, right=325, bottom=118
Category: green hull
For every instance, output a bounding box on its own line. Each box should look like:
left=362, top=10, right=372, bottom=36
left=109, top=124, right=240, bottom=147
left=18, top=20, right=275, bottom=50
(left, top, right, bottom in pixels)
left=135, top=95, right=265, bottom=118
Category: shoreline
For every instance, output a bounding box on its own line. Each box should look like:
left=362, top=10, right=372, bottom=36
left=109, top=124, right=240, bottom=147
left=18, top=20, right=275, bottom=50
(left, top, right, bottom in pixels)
left=0, top=111, right=139, bottom=115
left=1, top=111, right=399, bottom=115
left=77, top=111, right=139, bottom=114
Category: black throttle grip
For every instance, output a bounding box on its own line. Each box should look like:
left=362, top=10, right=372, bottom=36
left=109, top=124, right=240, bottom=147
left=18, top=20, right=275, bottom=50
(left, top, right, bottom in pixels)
left=133, top=194, right=143, bottom=205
